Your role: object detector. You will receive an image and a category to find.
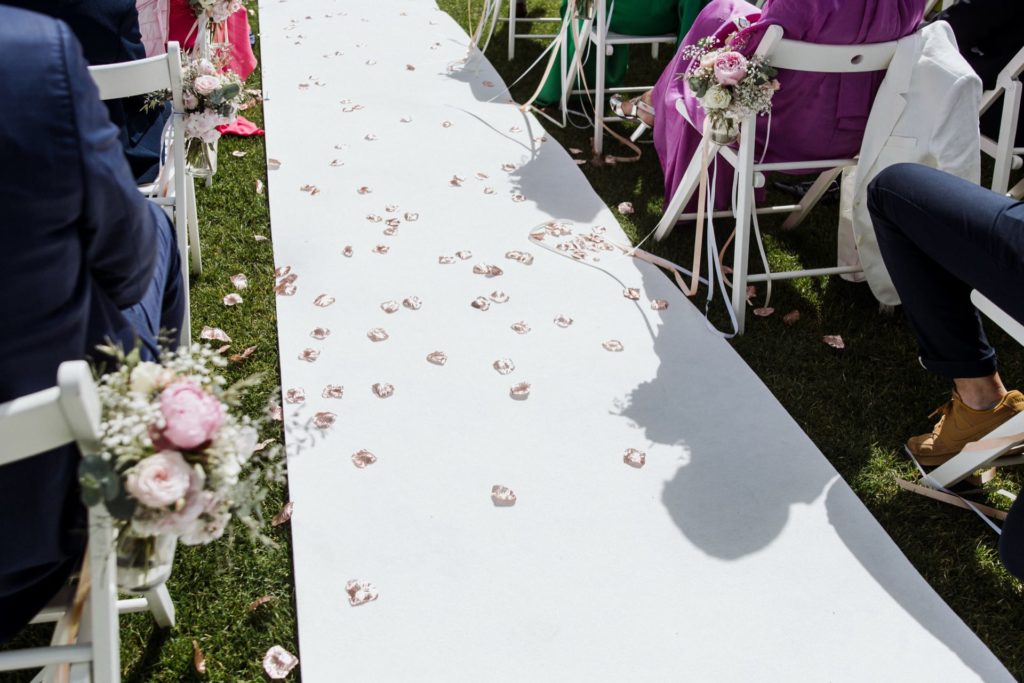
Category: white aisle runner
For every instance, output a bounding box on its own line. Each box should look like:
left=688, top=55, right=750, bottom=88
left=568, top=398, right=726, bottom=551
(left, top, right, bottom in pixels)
left=260, top=2, right=1011, bottom=680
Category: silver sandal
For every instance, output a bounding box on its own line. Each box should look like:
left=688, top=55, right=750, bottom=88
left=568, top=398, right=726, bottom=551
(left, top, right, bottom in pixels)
left=609, top=94, right=655, bottom=125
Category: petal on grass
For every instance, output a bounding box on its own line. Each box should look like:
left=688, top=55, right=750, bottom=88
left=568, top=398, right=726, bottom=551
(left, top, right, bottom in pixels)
left=272, top=501, right=294, bottom=527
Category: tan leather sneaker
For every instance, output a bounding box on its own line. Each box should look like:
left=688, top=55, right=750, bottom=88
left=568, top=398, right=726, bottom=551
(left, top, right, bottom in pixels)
left=906, top=390, right=1024, bottom=466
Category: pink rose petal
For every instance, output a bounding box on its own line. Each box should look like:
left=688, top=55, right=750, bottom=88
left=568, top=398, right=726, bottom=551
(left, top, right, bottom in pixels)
left=372, top=383, right=394, bottom=398
left=223, top=293, right=243, bottom=306
left=426, top=351, right=447, bottom=366
left=248, top=595, right=276, bottom=611
left=823, top=335, right=846, bottom=350
left=262, top=645, right=298, bottom=679
left=509, top=382, right=530, bottom=400
left=651, top=299, right=669, bottom=311
left=272, top=501, right=294, bottom=527
left=623, top=288, right=640, bottom=300
left=351, top=449, right=376, bottom=468
left=228, top=345, right=257, bottom=363
left=200, top=326, right=231, bottom=343
left=617, top=202, right=635, bottom=215
left=491, top=485, right=517, bottom=506
left=322, top=384, right=344, bottom=399
left=230, top=273, right=248, bottom=290
left=602, top=340, right=624, bottom=352
left=312, top=411, right=336, bottom=429
left=345, top=579, right=379, bottom=606
left=314, top=294, right=335, bottom=307
left=623, top=448, right=646, bottom=468
left=753, top=307, right=775, bottom=318
left=511, top=321, right=531, bottom=334
left=493, top=358, right=515, bottom=375
left=285, top=387, right=305, bottom=404
left=783, top=310, right=801, bottom=325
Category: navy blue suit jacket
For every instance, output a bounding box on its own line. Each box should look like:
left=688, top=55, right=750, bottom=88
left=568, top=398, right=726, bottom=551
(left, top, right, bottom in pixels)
left=0, top=0, right=170, bottom=183
left=0, top=6, right=165, bottom=642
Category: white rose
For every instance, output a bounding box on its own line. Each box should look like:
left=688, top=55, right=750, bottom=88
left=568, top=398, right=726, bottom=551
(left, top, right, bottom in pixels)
left=701, top=85, right=732, bottom=110
left=183, top=92, right=199, bottom=110
left=193, top=75, right=221, bottom=96
left=130, top=362, right=170, bottom=395
left=125, top=451, right=193, bottom=509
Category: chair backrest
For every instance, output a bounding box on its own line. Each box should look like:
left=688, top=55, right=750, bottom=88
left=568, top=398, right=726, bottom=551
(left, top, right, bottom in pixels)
left=89, top=42, right=184, bottom=110
left=88, top=42, right=190, bottom=328
left=756, top=24, right=899, bottom=74
left=0, top=361, right=115, bottom=681
left=0, top=361, right=100, bottom=468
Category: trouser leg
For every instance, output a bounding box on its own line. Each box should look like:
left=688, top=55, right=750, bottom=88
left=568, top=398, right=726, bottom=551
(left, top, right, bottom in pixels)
left=119, top=205, right=185, bottom=360
left=868, top=164, right=1024, bottom=378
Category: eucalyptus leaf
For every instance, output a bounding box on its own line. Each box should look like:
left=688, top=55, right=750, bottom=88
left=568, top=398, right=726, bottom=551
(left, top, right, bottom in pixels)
left=106, top=490, right=137, bottom=521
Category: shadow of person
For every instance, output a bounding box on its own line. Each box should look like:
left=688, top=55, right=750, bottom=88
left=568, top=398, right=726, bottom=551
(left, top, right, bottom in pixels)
left=617, top=262, right=1008, bottom=678
left=617, top=265, right=835, bottom=559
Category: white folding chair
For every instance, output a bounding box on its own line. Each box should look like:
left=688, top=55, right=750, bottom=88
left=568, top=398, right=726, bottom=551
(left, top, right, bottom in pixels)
left=587, top=0, right=676, bottom=157
left=925, top=0, right=959, bottom=15
left=652, top=25, right=899, bottom=333
left=896, top=292, right=1024, bottom=519
left=88, top=42, right=196, bottom=347
left=0, top=361, right=176, bottom=683
left=979, top=46, right=1024, bottom=196
left=504, top=0, right=561, bottom=61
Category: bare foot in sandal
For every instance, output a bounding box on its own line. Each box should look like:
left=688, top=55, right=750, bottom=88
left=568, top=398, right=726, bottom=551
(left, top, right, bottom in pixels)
left=610, top=91, right=655, bottom=127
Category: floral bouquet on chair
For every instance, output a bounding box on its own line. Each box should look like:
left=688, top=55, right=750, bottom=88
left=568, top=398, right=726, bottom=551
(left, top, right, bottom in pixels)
left=681, top=37, right=779, bottom=144
left=179, top=56, right=252, bottom=176
left=188, top=0, right=243, bottom=24
left=78, top=344, right=284, bottom=591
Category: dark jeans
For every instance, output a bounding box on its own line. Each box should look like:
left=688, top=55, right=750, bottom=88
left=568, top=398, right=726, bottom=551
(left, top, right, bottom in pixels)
left=118, top=206, right=186, bottom=360
left=868, top=163, right=1024, bottom=581
left=869, top=164, right=1024, bottom=378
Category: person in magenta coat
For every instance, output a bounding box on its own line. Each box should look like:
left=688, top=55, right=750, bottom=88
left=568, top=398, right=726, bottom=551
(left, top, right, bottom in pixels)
left=621, top=0, right=928, bottom=209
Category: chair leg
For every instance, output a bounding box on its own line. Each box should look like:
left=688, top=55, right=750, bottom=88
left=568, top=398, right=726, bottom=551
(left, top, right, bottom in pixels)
left=729, top=118, right=758, bottom=335
left=87, top=511, right=120, bottom=683
left=780, top=167, right=843, bottom=230
left=654, top=138, right=721, bottom=241
left=992, top=81, right=1021, bottom=195
left=144, top=584, right=176, bottom=628
left=186, top=178, right=202, bottom=276
left=507, top=0, right=515, bottom=61
left=593, top=4, right=606, bottom=157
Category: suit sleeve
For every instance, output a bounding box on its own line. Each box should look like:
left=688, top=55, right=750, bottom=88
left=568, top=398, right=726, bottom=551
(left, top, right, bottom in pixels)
left=61, top=21, right=158, bottom=309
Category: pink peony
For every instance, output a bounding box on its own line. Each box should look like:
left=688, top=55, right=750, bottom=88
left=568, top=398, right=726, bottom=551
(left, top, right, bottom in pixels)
left=713, top=51, right=748, bottom=86
left=193, top=74, right=221, bottom=96
left=160, top=380, right=224, bottom=450
left=125, top=451, right=193, bottom=509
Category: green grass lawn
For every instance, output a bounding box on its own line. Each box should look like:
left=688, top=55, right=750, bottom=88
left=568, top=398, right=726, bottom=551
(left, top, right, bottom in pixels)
left=3, top=2, right=1023, bottom=680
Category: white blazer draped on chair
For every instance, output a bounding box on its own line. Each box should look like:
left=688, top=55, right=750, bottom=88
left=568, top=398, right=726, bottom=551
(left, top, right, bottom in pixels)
left=838, top=21, right=982, bottom=306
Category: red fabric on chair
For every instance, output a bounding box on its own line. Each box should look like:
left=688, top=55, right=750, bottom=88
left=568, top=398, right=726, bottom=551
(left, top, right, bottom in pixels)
left=216, top=114, right=264, bottom=137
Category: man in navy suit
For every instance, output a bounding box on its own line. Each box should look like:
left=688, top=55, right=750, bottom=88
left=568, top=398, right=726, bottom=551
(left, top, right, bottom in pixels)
left=0, top=0, right=170, bottom=183
left=0, top=5, right=185, bottom=642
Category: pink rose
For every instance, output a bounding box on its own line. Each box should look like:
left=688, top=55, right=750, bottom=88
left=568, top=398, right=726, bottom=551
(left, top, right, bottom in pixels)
left=160, top=380, right=224, bottom=450
left=193, top=75, right=221, bottom=96
left=713, top=51, right=748, bottom=86
left=125, top=451, right=193, bottom=509
left=196, top=59, right=217, bottom=76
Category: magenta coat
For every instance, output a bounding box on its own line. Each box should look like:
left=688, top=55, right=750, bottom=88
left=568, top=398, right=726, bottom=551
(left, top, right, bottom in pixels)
left=651, top=0, right=927, bottom=209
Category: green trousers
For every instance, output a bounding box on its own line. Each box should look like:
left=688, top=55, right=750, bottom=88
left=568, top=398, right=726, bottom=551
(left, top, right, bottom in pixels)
left=534, top=0, right=708, bottom=108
